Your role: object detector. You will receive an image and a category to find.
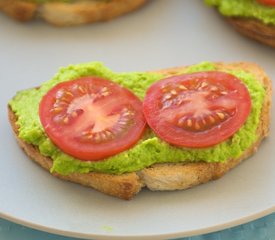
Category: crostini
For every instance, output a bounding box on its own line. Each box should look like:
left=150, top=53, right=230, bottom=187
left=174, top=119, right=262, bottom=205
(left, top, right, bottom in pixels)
left=8, top=61, right=272, bottom=199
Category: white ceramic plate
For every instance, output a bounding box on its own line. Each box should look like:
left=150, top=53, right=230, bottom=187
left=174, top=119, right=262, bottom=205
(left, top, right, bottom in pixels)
left=0, top=1, right=274, bottom=239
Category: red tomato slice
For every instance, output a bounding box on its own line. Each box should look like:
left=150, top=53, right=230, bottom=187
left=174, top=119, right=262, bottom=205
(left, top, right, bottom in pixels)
left=39, top=77, right=146, bottom=161
left=143, top=71, right=252, bottom=148
left=257, top=0, right=275, bottom=6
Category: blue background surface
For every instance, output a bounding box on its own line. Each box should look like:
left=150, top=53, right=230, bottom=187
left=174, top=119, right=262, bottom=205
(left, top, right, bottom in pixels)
left=1, top=213, right=275, bottom=240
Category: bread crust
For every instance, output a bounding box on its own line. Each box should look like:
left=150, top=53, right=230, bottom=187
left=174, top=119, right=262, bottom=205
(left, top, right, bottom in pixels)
left=8, top=62, right=272, bottom=199
left=0, top=0, right=147, bottom=26
left=227, top=17, right=275, bottom=48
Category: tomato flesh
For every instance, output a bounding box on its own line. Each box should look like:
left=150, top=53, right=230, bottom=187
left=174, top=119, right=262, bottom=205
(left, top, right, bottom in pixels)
left=143, top=71, right=252, bottom=148
left=257, top=0, right=275, bottom=6
left=39, top=77, right=146, bottom=161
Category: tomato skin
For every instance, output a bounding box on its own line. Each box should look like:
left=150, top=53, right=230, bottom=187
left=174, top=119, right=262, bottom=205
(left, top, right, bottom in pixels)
left=143, top=71, right=252, bottom=148
left=257, top=0, right=275, bottom=6
left=39, top=77, right=146, bottom=161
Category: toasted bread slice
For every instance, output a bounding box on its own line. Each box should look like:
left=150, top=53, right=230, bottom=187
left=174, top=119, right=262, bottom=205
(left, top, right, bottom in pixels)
left=0, top=0, right=147, bottom=26
left=227, top=17, right=275, bottom=48
left=8, top=62, right=272, bottom=200
left=205, top=1, right=275, bottom=48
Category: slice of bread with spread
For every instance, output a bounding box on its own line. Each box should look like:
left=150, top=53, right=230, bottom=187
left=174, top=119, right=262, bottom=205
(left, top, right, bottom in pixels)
left=8, top=62, right=272, bottom=200
left=205, top=0, right=275, bottom=48
left=0, top=0, right=147, bottom=26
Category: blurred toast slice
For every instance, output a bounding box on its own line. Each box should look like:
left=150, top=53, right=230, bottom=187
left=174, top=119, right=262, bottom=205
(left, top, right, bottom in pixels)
left=0, top=0, right=147, bottom=26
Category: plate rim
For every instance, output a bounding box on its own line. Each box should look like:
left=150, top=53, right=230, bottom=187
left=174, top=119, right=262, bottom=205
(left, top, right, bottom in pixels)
left=1, top=206, right=274, bottom=239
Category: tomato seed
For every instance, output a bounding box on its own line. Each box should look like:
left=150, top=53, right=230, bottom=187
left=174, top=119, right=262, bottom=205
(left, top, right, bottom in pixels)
left=65, top=91, right=74, bottom=97
left=78, top=86, right=87, bottom=94
left=87, top=134, right=93, bottom=139
left=50, top=107, right=63, bottom=113
left=195, top=122, right=201, bottom=130
left=209, top=115, right=215, bottom=124
left=71, top=111, right=78, bottom=118
left=171, top=90, right=177, bottom=95
left=200, top=82, right=208, bottom=88
left=102, top=91, right=109, bottom=96
left=211, top=86, right=218, bottom=91
left=164, top=94, right=172, bottom=100
left=217, top=112, right=225, bottom=120
left=187, top=119, right=192, bottom=127
left=179, top=84, right=187, bottom=90
left=63, top=116, right=69, bottom=124
left=105, top=130, right=114, bottom=138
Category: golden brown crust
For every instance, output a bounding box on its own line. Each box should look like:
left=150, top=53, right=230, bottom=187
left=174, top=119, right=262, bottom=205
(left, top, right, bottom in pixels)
left=227, top=17, right=275, bottom=48
left=8, top=62, right=272, bottom=199
left=0, top=0, right=147, bottom=26
left=0, top=0, right=37, bottom=21
left=8, top=107, right=143, bottom=200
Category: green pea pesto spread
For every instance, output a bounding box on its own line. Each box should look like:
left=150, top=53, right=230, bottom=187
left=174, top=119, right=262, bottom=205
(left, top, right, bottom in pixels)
left=205, top=0, right=275, bottom=25
left=9, top=62, right=265, bottom=175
